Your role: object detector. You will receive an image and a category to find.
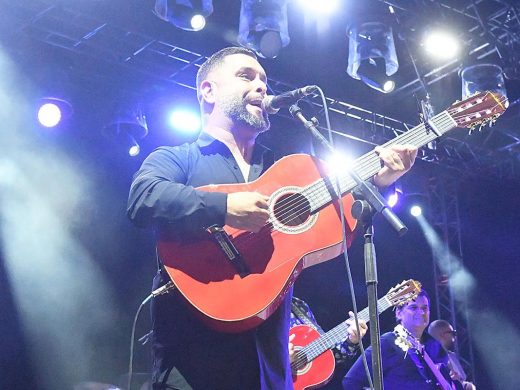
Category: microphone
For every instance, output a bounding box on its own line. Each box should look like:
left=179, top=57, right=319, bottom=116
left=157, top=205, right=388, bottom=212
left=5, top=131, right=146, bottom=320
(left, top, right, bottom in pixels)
left=262, top=85, right=318, bottom=114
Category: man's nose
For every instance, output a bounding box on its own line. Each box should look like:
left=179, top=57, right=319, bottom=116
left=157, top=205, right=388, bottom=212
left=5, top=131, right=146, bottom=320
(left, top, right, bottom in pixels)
left=253, top=77, right=267, bottom=94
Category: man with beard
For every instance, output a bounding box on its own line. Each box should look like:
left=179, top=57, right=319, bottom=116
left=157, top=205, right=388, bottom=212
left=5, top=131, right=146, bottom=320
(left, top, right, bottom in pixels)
left=343, top=289, right=462, bottom=389
left=128, top=47, right=417, bottom=390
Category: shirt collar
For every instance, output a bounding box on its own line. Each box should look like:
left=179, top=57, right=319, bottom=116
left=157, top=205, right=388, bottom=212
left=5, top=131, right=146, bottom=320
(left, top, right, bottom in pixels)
left=196, top=131, right=273, bottom=161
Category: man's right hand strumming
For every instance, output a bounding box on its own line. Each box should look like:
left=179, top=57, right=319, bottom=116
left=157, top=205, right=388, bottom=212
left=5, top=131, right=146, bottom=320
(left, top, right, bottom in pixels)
left=225, top=192, right=270, bottom=233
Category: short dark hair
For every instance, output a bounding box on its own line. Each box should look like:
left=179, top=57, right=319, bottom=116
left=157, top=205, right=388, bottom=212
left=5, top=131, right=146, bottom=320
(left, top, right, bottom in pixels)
left=395, top=288, right=430, bottom=323
left=196, top=47, right=258, bottom=101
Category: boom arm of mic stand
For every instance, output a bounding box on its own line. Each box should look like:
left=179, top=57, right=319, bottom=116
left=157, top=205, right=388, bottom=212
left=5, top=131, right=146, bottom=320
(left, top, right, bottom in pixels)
left=289, top=104, right=408, bottom=236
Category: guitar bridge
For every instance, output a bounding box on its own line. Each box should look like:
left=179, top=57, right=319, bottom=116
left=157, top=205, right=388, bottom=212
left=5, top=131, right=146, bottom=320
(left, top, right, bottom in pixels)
left=206, top=225, right=250, bottom=278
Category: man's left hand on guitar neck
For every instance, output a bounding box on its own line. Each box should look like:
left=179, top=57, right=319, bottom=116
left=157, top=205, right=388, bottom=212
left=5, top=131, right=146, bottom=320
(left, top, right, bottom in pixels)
left=373, top=144, right=418, bottom=188
left=288, top=311, right=368, bottom=364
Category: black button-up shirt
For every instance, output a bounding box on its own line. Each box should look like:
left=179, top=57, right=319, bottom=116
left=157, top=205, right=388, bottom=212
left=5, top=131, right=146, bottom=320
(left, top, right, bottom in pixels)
left=127, top=132, right=292, bottom=390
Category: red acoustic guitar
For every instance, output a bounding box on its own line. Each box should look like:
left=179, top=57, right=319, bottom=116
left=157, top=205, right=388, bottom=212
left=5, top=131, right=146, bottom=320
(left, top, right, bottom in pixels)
left=291, top=279, right=421, bottom=390
left=158, top=92, right=507, bottom=332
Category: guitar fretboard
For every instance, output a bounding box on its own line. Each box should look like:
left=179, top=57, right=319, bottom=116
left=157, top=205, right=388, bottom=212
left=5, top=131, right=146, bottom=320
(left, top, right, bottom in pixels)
left=292, top=295, right=393, bottom=367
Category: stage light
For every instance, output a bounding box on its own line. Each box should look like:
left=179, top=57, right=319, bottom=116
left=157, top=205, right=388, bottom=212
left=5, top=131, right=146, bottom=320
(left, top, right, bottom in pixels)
left=154, top=0, right=213, bottom=31
left=387, top=192, right=399, bottom=208
left=103, top=107, right=148, bottom=157
left=297, top=0, right=338, bottom=15
left=423, top=30, right=459, bottom=60
left=356, top=58, right=396, bottom=93
left=238, top=0, right=290, bottom=59
left=190, top=14, right=206, bottom=30
left=387, top=181, right=402, bottom=208
left=169, top=109, right=201, bottom=134
left=127, top=134, right=140, bottom=157
left=410, top=205, right=422, bottom=217
left=38, top=103, right=61, bottom=128
left=347, top=18, right=398, bottom=93
left=37, top=97, right=72, bottom=128
left=460, top=63, right=507, bottom=101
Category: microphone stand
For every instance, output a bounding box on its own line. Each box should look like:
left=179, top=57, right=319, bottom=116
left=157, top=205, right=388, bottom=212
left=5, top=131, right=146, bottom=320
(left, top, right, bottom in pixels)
left=289, top=104, right=408, bottom=390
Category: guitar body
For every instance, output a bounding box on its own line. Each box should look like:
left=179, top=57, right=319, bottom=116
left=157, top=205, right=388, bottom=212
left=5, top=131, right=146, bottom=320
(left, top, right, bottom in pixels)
left=290, top=325, right=336, bottom=390
left=158, top=154, right=357, bottom=332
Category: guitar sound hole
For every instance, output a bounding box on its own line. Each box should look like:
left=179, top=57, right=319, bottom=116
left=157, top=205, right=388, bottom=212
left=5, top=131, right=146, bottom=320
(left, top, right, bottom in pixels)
left=273, top=193, right=311, bottom=227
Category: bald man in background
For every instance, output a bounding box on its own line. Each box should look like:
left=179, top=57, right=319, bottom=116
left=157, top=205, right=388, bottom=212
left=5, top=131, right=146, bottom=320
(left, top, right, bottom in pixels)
left=428, top=320, right=476, bottom=390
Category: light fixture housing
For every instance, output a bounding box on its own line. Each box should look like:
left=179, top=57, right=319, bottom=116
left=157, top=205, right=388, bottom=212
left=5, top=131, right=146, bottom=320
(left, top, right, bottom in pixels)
left=347, top=18, right=398, bottom=93
left=154, top=0, right=213, bottom=31
left=103, top=107, right=148, bottom=157
left=238, top=0, right=290, bottom=59
left=460, top=63, right=507, bottom=101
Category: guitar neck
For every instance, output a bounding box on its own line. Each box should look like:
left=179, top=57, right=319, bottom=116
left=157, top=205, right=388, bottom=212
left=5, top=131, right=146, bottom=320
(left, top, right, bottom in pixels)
left=421, top=349, right=454, bottom=390
left=300, top=295, right=394, bottom=363
left=306, top=111, right=457, bottom=212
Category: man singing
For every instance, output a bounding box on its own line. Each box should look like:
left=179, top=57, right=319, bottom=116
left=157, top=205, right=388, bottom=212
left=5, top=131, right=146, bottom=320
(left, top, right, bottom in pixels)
left=128, top=46, right=417, bottom=390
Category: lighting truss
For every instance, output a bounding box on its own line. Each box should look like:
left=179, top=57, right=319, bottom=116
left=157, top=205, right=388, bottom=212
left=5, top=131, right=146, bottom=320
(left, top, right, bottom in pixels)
left=3, top=0, right=520, bottom=179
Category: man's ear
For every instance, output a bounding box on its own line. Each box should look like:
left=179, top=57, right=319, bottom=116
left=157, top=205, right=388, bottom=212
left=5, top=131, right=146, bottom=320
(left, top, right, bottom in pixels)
left=200, top=80, right=216, bottom=104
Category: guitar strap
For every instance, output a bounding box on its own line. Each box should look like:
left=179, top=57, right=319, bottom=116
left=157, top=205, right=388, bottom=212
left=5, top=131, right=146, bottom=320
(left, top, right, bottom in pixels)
left=291, top=299, right=324, bottom=334
left=407, top=348, right=437, bottom=385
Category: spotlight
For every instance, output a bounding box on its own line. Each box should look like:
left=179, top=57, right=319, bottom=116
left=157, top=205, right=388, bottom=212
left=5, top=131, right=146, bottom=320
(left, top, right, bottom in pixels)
left=347, top=19, right=398, bottom=93
left=357, top=58, right=395, bottom=93
left=410, top=205, right=422, bottom=217
left=38, top=103, right=61, bottom=128
left=37, top=97, right=72, bottom=128
left=238, top=0, right=290, bottom=59
left=387, top=181, right=402, bottom=208
left=423, top=30, right=459, bottom=60
left=127, top=135, right=141, bottom=157
left=387, top=192, right=399, bottom=208
left=190, top=14, right=206, bottom=31
left=154, top=0, right=213, bottom=31
left=103, top=106, right=148, bottom=157
left=169, top=109, right=201, bottom=134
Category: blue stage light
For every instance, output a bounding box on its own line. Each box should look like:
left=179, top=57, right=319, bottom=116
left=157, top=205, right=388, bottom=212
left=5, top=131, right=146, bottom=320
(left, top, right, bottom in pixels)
left=169, top=109, right=201, bottom=134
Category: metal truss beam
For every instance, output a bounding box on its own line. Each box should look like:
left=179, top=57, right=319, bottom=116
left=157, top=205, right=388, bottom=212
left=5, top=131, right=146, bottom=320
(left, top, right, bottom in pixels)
left=427, top=174, right=476, bottom=384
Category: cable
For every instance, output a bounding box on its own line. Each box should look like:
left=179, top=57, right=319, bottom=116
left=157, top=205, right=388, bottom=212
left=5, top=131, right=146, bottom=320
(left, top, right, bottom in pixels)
left=127, top=282, right=175, bottom=390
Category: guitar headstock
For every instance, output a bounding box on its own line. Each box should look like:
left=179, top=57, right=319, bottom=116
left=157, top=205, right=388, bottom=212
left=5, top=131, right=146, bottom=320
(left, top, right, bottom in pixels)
left=447, top=91, right=508, bottom=132
left=386, top=279, right=422, bottom=307
left=394, top=323, right=421, bottom=352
